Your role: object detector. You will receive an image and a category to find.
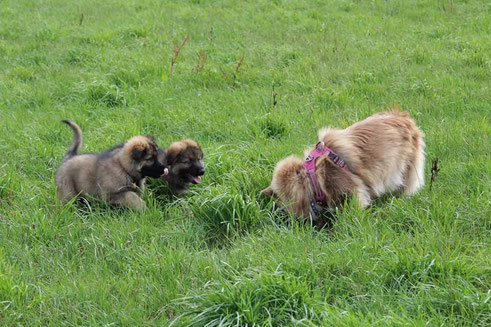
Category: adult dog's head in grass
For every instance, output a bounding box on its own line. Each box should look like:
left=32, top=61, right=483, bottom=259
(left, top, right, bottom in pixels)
left=261, top=155, right=349, bottom=228
left=160, top=139, right=205, bottom=195
left=262, top=110, right=425, bottom=226
left=55, top=120, right=168, bottom=210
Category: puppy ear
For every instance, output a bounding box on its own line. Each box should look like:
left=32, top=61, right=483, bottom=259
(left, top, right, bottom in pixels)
left=146, top=135, right=158, bottom=150
left=261, top=186, right=274, bottom=197
left=165, top=149, right=176, bottom=165
left=157, top=147, right=166, bottom=163
left=132, top=146, right=147, bottom=160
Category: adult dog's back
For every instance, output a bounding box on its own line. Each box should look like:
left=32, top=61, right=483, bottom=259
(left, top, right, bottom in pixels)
left=318, top=110, right=425, bottom=199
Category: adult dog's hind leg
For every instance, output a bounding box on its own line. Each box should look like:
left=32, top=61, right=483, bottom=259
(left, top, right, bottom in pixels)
left=404, top=146, right=425, bottom=195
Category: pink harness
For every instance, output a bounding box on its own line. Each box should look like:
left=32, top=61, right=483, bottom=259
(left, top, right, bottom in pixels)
left=302, top=142, right=350, bottom=205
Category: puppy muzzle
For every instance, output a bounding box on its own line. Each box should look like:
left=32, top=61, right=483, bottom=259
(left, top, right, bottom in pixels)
left=142, top=161, right=168, bottom=178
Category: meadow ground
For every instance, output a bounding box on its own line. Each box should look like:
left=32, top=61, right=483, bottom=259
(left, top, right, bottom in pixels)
left=0, top=0, right=490, bottom=325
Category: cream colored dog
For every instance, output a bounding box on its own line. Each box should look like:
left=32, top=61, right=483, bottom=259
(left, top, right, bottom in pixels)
left=262, top=110, right=425, bottom=225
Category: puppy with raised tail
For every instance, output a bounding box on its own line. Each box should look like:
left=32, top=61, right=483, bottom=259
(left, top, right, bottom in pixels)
left=262, top=110, right=425, bottom=226
left=55, top=120, right=168, bottom=210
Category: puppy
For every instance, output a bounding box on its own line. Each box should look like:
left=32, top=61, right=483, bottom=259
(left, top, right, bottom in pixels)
left=55, top=120, right=168, bottom=210
left=158, top=139, right=205, bottom=195
left=262, top=110, right=425, bottom=226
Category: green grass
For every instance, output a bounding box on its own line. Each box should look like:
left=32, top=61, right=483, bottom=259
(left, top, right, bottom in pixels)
left=0, top=0, right=490, bottom=325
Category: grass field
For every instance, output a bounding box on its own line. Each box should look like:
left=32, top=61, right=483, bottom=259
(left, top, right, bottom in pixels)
left=1, top=0, right=490, bottom=325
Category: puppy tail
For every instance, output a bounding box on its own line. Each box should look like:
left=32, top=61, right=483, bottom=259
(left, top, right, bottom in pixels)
left=61, top=119, right=83, bottom=158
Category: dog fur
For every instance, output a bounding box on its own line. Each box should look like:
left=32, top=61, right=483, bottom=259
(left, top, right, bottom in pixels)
left=159, top=139, right=205, bottom=195
left=55, top=120, right=167, bottom=210
left=262, top=110, right=425, bottom=225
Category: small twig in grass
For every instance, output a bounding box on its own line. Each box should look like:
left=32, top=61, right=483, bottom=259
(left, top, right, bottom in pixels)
left=170, top=32, right=190, bottom=76
left=232, top=53, right=245, bottom=86
left=272, top=82, right=278, bottom=108
left=8, top=188, right=12, bottom=207
left=430, top=157, right=440, bottom=190
left=79, top=13, right=84, bottom=26
left=219, top=66, right=230, bottom=81
left=194, top=51, right=207, bottom=73
left=443, top=0, right=454, bottom=12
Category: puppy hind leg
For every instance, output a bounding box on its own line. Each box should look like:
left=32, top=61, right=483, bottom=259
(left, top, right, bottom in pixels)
left=56, top=180, right=78, bottom=204
left=112, top=192, right=146, bottom=211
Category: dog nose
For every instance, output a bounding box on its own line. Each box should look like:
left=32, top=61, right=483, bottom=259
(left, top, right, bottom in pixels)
left=197, top=167, right=205, bottom=176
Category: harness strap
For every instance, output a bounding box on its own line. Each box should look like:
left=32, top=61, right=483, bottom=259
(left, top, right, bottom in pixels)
left=306, top=165, right=326, bottom=204
left=303, top=142, right=350, bottom=206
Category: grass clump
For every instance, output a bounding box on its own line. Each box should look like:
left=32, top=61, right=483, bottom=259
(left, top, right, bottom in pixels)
left=87, top=80, right=127, bottom=107
left=188, top=184, right=268, bottom=245
left=171, top=268, right=325, bottom=326
left=256, top=116, right=290, bottom=140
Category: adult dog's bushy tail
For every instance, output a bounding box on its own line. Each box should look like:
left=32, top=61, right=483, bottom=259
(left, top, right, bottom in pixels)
left=61, top=119, right=82, bottom=159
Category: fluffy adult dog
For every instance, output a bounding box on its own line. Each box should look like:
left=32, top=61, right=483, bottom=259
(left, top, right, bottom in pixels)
left=158, top=139, right=205, bottom=195
left=262, top=110, right=425, bottom=226
left=55, top=120, right=168, bottom=210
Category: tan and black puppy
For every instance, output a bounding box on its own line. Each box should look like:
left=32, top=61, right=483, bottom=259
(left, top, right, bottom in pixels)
left=159, top=139, right=205, bottom=195
left=262, top=110, right=425, bottom=226
left=55, top=120, right=168, bottom=210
